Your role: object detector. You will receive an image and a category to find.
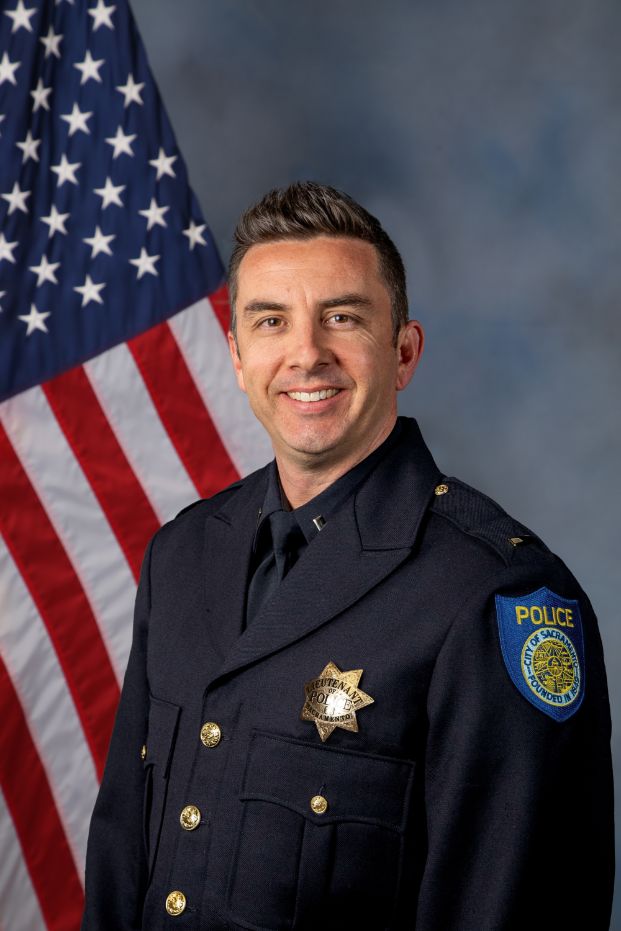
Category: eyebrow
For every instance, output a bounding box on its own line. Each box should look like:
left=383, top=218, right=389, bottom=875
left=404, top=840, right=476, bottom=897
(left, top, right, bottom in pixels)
left=242, top=293, right=373, bottom=316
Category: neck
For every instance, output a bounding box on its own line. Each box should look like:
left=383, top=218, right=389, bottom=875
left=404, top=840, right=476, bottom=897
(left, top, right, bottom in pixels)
left=275, top=418, right=397, bottom=509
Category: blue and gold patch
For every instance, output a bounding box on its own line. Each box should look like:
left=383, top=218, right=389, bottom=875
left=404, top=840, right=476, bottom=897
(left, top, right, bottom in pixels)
left=495, top=587, right=584, bottom=721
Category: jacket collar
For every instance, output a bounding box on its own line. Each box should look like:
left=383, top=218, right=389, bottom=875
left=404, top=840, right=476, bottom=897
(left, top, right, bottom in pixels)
left=204, top=417, right=441, bottom=685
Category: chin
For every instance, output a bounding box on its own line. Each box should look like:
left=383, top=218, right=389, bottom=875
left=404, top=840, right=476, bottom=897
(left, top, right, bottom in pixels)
left=281, top=425, right=347, bottom=460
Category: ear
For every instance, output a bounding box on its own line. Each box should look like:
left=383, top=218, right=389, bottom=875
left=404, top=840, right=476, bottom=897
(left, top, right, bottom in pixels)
left=228, top=331, right=246, bottom=393
left=396, top=320, right=424, bottom=391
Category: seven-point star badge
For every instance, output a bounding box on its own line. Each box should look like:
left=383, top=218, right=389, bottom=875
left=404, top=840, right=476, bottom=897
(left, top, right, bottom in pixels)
left=301, top=661, right=374, bottom=742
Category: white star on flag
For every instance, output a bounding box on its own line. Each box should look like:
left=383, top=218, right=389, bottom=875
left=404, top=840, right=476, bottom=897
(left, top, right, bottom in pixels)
left=0, top=291, right=5, bottom=311
left=94, top=176, right=125, bottom=208
left=74, top=274, right=106, bottom=306
left=88, top=0, right=115, bottom=30
left=116, top=73, right=144, bottom=107
left=0, top=53, right=21, bottom=86
left=41, top=205, right=70, bottom=237
left=51, top=154, right=81, bottom=187
left=61, top=103, right=93, bottom=136
left=183, top=220, right=207, bottom=250
left=149, top=147, right=177, bottom=180
left=139, top=198, right=169, bottom=230
left=18, top=303, right=50, bottom=335
left=39, top=24, right=63, bottom=57
left=16, top=130, right=41, bottom=163
left=0, top=232, right=18, bottom=263
left=129, top=247, right=159, bottom=279
left=74, top=50, right=104, bottom=84
left=0, top=114, right=4, bottom=135
left=30, top=78, right=52, bottom=111
left=2, top=181, right=31, bottom=215
left=4, top=0, right=36, bottom=33
left=105, top=125, right=136, bottom=158
left=29, top=255, right=60, bottom=286
left=83, top=226, right=115, bottom=257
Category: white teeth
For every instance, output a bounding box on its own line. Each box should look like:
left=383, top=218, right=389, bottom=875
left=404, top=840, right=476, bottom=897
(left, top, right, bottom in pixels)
left=287, top=388, right=340, bottom=403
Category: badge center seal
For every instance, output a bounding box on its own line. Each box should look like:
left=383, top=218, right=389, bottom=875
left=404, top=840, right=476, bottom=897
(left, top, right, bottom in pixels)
left=521, top=629, right=580, bottom=707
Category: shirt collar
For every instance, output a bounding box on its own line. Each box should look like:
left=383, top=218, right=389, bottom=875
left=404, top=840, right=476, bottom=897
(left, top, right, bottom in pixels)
left=255, top=418, right=404, bottom=549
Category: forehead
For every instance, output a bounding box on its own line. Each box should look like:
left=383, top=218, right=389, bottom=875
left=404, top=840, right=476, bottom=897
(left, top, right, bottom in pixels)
left=236, top=236, right=385, bottom=296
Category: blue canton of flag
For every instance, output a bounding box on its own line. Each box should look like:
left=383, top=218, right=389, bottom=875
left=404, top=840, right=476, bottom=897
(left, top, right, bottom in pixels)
left=0, top=0, right=224, bottom=402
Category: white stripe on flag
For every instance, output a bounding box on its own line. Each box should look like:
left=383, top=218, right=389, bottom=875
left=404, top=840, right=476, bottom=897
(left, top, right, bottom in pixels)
left=0, top=536, right=99, bottom=883
left=169, top=298, right=272, bottom=477
left=85, top=343, right=200, bottom=523
left=0, top=787, right=49, bottom=931
left=0, top=389, right=136, bottom=682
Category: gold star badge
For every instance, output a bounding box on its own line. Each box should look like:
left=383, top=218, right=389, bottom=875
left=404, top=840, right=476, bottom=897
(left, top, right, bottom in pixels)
left=301, top=661, right=374, bottom=742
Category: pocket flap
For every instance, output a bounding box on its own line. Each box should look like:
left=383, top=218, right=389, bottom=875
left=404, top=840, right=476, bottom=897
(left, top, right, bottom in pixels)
left=241, top=731, right=414, bottom=831
left=145, top=695, right=181, bottom=778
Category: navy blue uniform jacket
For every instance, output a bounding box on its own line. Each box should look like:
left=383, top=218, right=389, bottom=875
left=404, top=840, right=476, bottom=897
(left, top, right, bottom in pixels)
left=82, top=418, right=614, bottom=930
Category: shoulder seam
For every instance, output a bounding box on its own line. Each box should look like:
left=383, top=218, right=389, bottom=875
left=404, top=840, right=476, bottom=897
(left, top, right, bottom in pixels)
left=175, top=478, right=245, bottom=519
left=432, top=508, right=512, bottom=566
left=430, top=476, right=550, bottom=568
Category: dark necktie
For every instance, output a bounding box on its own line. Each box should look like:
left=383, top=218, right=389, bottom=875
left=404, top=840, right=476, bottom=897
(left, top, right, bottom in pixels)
left=245, top=510, right=305, bottom=624
left=270, top=509, right=304, bottom=579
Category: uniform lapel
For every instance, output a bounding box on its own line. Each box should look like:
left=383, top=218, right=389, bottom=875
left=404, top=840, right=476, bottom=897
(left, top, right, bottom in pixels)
left=207, top=419, right=441, bottom=687
left=201, top=468, right=267, bottom=659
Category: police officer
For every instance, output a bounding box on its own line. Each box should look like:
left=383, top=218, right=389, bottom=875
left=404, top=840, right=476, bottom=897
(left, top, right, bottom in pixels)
left=82, top=182, right=614, bottom=930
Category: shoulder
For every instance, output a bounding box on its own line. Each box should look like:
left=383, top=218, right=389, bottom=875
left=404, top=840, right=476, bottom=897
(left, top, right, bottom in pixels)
left=151, top=464, right=267, bottom=552
left=173, top=477, right=246, bottom=522
left=428, top=474, right=555, bottom=571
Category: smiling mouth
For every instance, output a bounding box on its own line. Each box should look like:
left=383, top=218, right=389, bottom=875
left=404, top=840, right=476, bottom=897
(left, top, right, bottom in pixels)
left=286, top=388, right=341, bottom=403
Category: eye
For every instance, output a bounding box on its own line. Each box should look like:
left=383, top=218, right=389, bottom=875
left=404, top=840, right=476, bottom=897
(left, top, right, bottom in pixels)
left=258, top=316, right=283, bottom=329
left=326, top=312, right=353, bottom=325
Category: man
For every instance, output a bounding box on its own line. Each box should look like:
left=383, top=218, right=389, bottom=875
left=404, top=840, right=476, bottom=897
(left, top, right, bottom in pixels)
left=82, top=182, right=614, bottom=930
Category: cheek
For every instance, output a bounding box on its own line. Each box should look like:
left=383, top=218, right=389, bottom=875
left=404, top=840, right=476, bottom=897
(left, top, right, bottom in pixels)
left=347, top=342, right=397, bottom=390
left=238, top=353, right=278, bottom=399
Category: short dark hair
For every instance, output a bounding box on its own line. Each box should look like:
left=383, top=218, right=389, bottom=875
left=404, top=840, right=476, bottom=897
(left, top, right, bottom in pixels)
left=228, top=181, right=408, bottom=341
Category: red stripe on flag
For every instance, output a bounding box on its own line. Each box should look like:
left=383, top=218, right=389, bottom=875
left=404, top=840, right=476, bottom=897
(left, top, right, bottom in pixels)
left=208, top=284, right=231, bottom=335
left=129, top=321, right=239, bottom=498
left=0, top=424, right=120, bottom=778
left=43, top=367, right=160, bottom=581
left=0, top=657, right=85, bottom=930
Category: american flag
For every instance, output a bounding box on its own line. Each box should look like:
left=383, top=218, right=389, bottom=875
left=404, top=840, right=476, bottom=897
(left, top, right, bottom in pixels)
left=0, top=1, right=270, bottom=928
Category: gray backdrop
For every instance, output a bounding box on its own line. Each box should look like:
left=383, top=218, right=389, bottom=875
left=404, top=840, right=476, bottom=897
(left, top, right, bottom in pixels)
left=131, top=0, right=620, bottom=922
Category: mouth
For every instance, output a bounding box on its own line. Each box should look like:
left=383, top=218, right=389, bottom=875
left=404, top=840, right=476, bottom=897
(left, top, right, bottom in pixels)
left=285, top=388, right=341, bottom=404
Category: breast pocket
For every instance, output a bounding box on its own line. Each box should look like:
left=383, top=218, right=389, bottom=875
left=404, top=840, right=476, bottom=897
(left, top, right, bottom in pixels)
left=142, top=695, right=181, bottom=879
left=227, top=731, right=414, bottom=931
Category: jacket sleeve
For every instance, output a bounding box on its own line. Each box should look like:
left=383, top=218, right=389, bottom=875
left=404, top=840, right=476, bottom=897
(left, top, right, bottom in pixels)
left=81, top=536, right=154, bottom=930
left=416, top=563, right=614, bottom=931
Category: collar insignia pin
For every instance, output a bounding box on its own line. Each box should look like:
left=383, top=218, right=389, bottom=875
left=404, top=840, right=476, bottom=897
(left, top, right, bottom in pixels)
left=301, top=661, right=374, bottom=742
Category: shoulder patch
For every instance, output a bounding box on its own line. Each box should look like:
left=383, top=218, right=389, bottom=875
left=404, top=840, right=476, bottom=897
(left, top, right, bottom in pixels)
left=495, top=587, right=584, bottom=721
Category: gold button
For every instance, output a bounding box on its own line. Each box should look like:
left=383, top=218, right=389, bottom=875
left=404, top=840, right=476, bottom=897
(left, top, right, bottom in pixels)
left=165, top=890, right=186, bottom=916
left=140, top=744, right=147, bottom=761
left=434, top=483, right=449, bottom=496
left=180, top=804, right=201, bottom=831
left=509, top=536, right=523, bottom=546
left=310, top=795, right=328, bottom=815
left=200, top=722, right=221, bottom=748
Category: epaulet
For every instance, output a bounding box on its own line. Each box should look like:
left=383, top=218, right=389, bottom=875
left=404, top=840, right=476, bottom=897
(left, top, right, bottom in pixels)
left=430, top=476, right=552, bottom=568
left=174, top=478, right=245, bottom=520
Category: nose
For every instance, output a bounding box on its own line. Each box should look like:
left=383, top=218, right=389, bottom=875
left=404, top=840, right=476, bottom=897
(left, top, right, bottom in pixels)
left=286, top=316, right=333, bottom=373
